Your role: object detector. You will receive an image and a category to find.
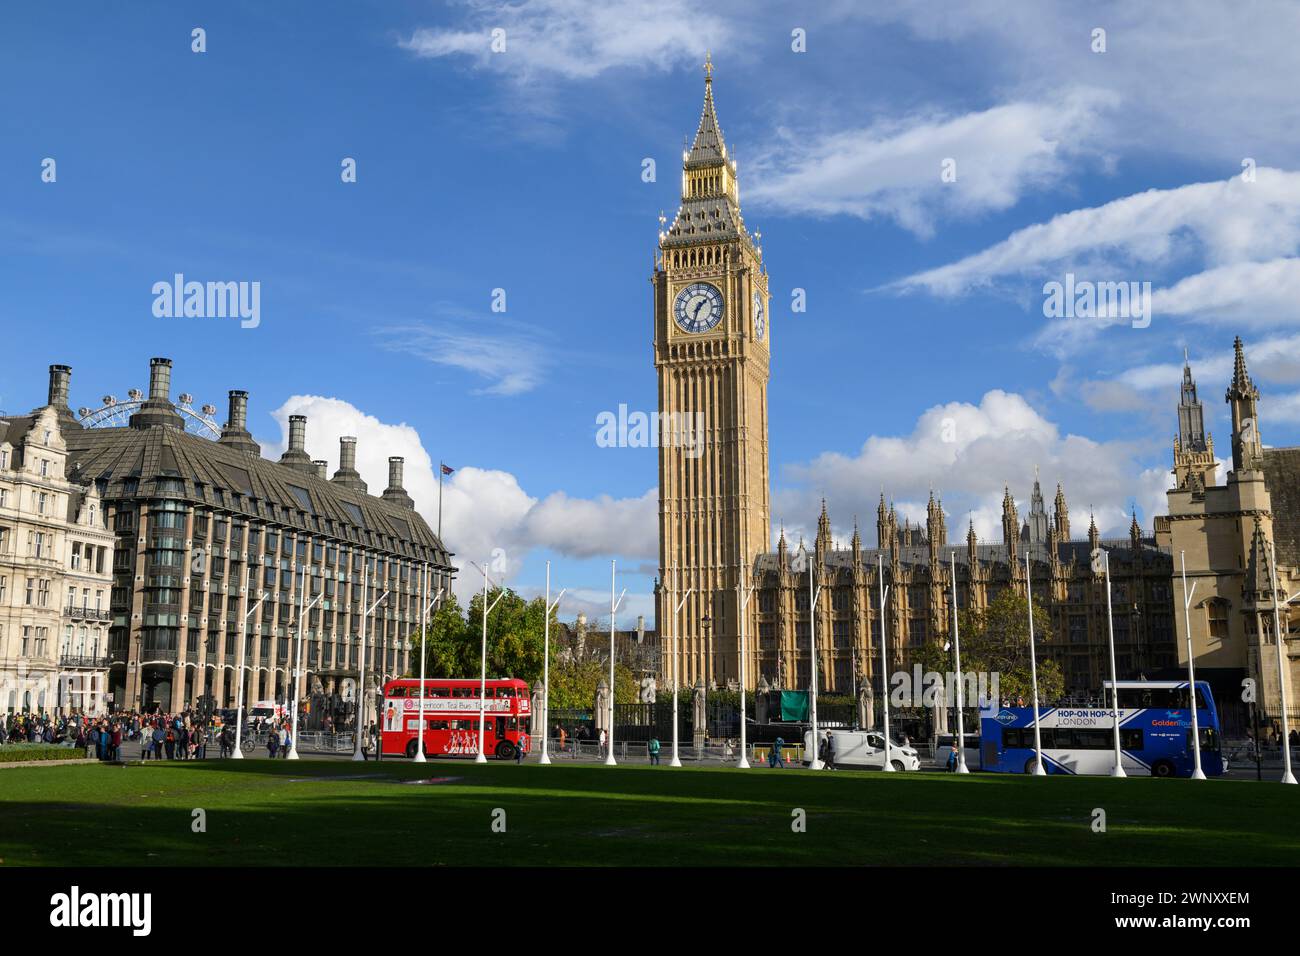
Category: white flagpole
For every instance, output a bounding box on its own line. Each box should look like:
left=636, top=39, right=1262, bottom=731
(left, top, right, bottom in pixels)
left=1103, top=550, right=1127, bottom=777
left=288, top=565, right=321, bottom=760
left=807, top=546, right=822, bottom=770
left=540, top=563, right=565, bottom=766
left=352, top=569, right=368, bottom=762
left=738, top=567, right=753, bottom=769
left=605, top=560, right=626, bottom=767
left=414, top=565, right=440, bottom=763
left=878, top=554, right=892, bottom=771
left=951, top=550, right=969, bottom=773
left=232, top=591, right=267, bottom=760
left=1180, top=551, right=1205, bottom=780
left=670, top=567, right=692, bottom=768
left=1267, top=540, right=1297, bottom=784
left=1025, top=550, right=1046, bottom=775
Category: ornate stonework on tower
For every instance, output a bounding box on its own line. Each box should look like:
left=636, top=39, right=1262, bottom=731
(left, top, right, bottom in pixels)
left=654, top=56, right=771, bottom=689
left=1173, top=350, right=1217, bottom=491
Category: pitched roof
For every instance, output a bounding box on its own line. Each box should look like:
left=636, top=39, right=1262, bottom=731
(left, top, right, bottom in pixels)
left=64, top=424, right=451, bottom=567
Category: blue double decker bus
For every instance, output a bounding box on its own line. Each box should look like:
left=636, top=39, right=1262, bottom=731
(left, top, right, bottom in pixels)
left=979, top=680, right=1226, bottom=777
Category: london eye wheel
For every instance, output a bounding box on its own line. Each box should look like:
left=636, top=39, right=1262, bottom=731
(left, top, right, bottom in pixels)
left=78, top=389, right=221, bottom=440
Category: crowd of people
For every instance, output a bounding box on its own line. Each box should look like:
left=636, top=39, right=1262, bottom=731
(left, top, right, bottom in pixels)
left=1, top=708, right=308, bottom=761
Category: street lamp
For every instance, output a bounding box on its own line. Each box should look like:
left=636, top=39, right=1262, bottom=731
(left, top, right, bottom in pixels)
left=287, top=567, right=322, bottom=761
left=539, top=561, right=566, bottom=766
left=232, top=590, right=268, bottom=760
left=606, top=560, right=627, bottom=767
left=468, top=559, right=506, bottom=764
left=413, top=563, right=444, bottom=764
left=737, top=568, right=754, bottom=769
left=351, top=572, right=389, bottom=762
left=668, top=566, right=693, bottom=768
left=1267, top=541, right=1297, bottom=785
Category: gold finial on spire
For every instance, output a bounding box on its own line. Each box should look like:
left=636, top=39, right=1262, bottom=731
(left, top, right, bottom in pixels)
left=704, top=50, right=713, bottom=81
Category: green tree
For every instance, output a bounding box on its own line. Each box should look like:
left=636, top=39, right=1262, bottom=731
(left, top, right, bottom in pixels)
left=410, top=587, right=557, bottom=685
left=915, top=588, right=1064, bottom=705
left=410, top=591, right=473, bottom=678
left=547, top=658, right=639, bottom=709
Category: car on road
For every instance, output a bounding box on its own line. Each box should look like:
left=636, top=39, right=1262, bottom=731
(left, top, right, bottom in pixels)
left=803, top=729, right=921, bottom=771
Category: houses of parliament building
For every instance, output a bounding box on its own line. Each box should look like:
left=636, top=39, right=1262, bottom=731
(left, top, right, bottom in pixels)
left=653, top=61, right=1297, bottom=723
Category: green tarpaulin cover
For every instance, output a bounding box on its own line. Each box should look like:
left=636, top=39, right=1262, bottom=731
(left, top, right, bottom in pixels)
left=780, top=690, right=809, bottom=722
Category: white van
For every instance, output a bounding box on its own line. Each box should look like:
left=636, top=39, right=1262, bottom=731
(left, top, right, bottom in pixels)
left=249, top=700, right=284, bottom=723
left=803, top=729, right=921, bottom=771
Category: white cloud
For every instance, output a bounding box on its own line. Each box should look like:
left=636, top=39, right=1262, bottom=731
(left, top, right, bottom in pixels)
left=897, top=169, right=1300, bottom=298
left=748, top=89, right=1115, bottom=237
left=375, top=322, right=550, bottom=396
left=260, top=395, right=656, bottom=607
left=853, top=1, right=1300, bottom=162
left=1074, top=333, right=1300, bottom=414
left=399, top=0, right=732, bottom=82
left=773, top=389, right=1171, bottom=545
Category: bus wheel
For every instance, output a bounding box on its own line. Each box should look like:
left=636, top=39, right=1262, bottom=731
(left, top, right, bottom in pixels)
left=1151, top=760, right=1176, bottom=778
left=495, top=740, right=515, bottom=760
left=405, top=740, right=420, bottom=759
left=1024, top=758, right=1041, bottom=774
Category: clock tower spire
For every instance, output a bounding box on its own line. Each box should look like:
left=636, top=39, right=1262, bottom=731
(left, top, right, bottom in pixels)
left=654, top=58, right=771, bottom=690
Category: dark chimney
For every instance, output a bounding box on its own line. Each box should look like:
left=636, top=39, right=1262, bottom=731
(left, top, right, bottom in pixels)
left=228, top=390, right=248, bottom=431
left=48, top=365, right=71, bottom=408
left=278, top=413, right=315, bottom=473
left=129, top=357, right=183, bottom=430
left=331, top=436, right=368, bottom=493
left=218, top=388, right=261, bottom=456
left=149, top=357, right=172, bottom=401
left=44, top=364, right=80, bottom=429
left=381, top=455, right=414, bottom=509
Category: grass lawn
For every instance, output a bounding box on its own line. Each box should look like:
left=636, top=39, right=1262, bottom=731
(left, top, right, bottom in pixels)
left=0, top=759, right=1295, bottom=867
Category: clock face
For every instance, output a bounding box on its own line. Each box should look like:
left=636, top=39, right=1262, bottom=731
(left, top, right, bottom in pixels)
left=752, top=290, right=765, bottom=340
left=673, top=282, right=724, bottom=333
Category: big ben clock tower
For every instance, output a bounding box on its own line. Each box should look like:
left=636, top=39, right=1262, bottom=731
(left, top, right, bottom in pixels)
left=654, top=55, right=771, bottom=690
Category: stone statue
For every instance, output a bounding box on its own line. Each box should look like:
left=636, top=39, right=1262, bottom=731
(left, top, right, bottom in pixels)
left=638, top=676, right=657, bottom=704
left=594, top=677, right=609, bottom=731
left=858, top=677, right=874, bottom=730
left=692, top=679, right=707, bottom=748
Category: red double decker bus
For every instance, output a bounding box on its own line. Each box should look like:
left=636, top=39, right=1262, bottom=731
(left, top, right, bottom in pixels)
left=380, top=677, right=531, bottom=759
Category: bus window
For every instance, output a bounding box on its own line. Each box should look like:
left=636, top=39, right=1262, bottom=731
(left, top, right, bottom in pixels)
left=431, top=686, right=450, bottom=697
left=389, top=687, right=407, bottom=698
left=1120, top=729, right=1143, bottom=750
left=1192, top=727, right=1220, bottom=752
left=495, top=717, right=506, bottom=738
left=453, top=687, right=473, bottom=698
left=427, top=719, right=448, bottom=730
left=498, top=687, right=515, bottom=697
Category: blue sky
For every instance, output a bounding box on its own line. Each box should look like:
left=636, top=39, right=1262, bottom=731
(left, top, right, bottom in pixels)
left=4, top=1, right=1300, bottom=626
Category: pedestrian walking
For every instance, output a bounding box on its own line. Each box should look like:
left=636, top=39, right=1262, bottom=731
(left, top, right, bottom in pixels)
left=599, top=728, right=607, bottom=759
left=648, top=736, right=661, bottom=765
left=769, top=736, right=786, bottom=769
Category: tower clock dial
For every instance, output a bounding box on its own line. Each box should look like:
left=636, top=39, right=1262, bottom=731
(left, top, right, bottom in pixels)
left=673, top=282, right=724, bottom=333
left=752, top=290, right=765, bottom=340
